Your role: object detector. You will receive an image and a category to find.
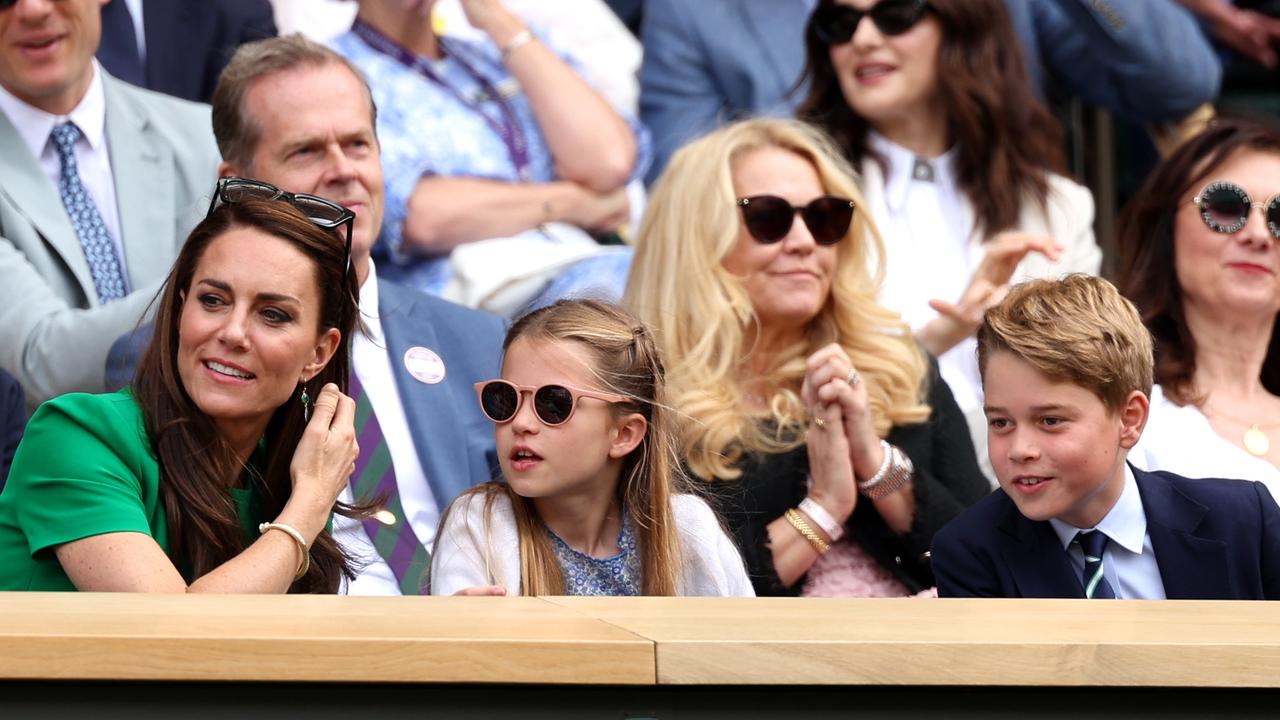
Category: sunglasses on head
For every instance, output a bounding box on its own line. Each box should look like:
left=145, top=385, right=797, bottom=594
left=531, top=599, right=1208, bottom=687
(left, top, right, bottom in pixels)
left=811, top=0, right=930, bottom=44
left=1192, top=181, right=1280, bottom=239
left=737, top=195, right=855, bottom=246
left=474, top=380, right=626, bottom=426
left=207, top=177, right=356, bottom=272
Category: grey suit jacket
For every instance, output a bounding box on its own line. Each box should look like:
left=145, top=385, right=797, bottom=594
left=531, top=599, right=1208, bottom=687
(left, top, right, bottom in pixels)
left=0, top=70, right=219, bottom=412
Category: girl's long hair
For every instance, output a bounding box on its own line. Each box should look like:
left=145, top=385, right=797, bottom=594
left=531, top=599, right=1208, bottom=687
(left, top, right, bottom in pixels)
left=795, top=0, right=1066, bottom=238
left=133, top=197, right=360, bottom=592
left=437, top=300, right=683, bottom=596
left=1115, top=115, right=1280, bottom=406
left=625, top=118, right=930, bottom=482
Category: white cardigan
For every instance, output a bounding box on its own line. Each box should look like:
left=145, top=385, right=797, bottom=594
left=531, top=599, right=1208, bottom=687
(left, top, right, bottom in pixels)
left=429, top=492, right=756, bottom=597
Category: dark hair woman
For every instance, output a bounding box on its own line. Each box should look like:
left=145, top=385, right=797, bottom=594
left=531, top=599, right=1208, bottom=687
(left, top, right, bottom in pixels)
left=795, top=0, right=1102, bottom=471
left=1118, top=116, right=1280, bottom=499
left=0, top=180, right=362, bottom=592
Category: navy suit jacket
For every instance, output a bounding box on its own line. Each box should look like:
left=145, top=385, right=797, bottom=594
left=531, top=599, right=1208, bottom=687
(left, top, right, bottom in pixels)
left=104, top=278, right=504, bottom=509
left=933, top=466, right=1280, bottom=599
left=376, top=278, right=504, bottom=507
left=0, top=369, right=23, bottom=489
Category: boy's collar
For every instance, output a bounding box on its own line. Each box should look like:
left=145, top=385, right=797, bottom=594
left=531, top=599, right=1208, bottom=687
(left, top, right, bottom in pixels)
left=1047, top=463, right=1148, bottom=554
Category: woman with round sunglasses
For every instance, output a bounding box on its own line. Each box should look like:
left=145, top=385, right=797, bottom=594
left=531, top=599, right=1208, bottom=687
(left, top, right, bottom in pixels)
left=429, top=299, right=752, bottom=597
left=625, top=118, right=989, bottom=597
left=796, top=0, right=1101, bottom=470
left=1118, top=116, right=1280, bottom=497
left=0, top=182, right=366, bottom=592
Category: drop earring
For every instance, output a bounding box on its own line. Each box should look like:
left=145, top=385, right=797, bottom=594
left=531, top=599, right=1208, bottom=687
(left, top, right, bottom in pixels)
left=300, top=382, right=311, bottom=423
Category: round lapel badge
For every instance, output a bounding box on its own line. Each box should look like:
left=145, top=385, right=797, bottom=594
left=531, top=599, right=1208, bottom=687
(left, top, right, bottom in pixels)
left=403, top=346, right=446, bottom=384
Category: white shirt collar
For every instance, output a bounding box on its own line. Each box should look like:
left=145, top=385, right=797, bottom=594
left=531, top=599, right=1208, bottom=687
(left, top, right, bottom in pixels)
left=1048, top=463, right=1148, bottom=554
left=867, top=131, right=958, bottom=214
left=0, top=59, right=107, bottom=159
left=357, top=258, right=384, bottom=346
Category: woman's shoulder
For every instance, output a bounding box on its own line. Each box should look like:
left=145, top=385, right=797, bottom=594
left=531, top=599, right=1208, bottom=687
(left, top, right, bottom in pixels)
left=1042, top=172, right=1095, bottom=215
left=29, top=389, right=145, bottom=440
left=671, top=493, right=727, bottom=535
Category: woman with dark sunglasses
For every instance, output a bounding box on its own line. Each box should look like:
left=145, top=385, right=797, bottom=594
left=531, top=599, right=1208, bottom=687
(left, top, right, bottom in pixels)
left=796, top=0, right=1102, bottom=474
left=1118, top=116, right=1280, bottom=497
left=0, top=183, right=366, bottom=592
left=625, top=118, right=989, bottom=597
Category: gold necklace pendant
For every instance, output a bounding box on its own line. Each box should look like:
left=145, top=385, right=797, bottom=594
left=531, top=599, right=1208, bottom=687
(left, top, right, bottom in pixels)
left=1244, top=424, right=1271, bottom=457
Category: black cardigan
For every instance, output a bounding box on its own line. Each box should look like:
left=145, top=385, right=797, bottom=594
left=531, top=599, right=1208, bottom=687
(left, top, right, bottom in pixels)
left=694, top=362, right=992, bottom=596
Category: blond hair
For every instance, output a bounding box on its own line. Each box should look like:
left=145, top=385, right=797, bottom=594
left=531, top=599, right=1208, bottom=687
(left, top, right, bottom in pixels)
left=435, top=300, right=683, bottom=596
left=624, top=118, right=930, bottom=481
left=978, top=274, right=1154, bottom=412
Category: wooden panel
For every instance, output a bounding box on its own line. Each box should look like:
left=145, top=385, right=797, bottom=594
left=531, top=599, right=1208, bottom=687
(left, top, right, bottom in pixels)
left=0, top=593, right=654, bottom=684
left=548, top=597, right=1280, bottom=687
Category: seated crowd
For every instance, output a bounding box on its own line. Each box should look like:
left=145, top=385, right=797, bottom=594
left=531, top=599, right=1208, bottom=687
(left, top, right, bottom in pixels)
left=0, top=0, right=1277, bottom=600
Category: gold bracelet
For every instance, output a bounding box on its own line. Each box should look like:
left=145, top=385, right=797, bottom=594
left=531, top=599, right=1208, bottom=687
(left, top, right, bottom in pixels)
left=784, top=509, right=831, bottom=554
left=259, top=521, right=310, bottom=582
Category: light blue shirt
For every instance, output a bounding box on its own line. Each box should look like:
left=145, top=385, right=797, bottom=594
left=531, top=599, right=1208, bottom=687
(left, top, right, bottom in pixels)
left=1049, top=464, right=1167, bottom=599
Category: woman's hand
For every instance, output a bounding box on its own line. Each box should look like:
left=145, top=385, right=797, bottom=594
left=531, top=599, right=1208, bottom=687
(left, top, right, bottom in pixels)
left=802, top=344, right=875, bottom=522
left=454, top=585, right=508, bottom=596
left=288, top=383, right=359, bottom=514
left=458, top=0, right=525, bottom=44
left=557, top=183, right=630, bottom=233
left=919, top=232, right=1062, bottom=355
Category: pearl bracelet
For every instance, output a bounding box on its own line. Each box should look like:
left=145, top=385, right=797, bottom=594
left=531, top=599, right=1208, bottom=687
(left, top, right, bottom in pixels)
left=259, top=521, right=310, bottom=582
left=857, top=442, right=915, bottom=500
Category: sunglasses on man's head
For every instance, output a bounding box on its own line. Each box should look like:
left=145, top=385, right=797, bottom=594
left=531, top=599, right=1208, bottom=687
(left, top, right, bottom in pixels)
left=474, top=380, right=626, bottom=427
left=1192, top=181, right=1280, bottom=239
left=737, top=195, right=855, bottom=246
left=207, top=177, right=356, bottom=271
left=811, top=0, right=930, bottom=45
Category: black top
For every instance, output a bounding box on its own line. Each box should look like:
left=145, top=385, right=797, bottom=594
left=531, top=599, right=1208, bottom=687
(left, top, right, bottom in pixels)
left=695, top=361, right=992, bottom=596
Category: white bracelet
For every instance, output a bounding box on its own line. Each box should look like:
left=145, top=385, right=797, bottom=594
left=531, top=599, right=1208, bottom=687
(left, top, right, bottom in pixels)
left=500, top=29, right=534, bottom=59
left=859, top=439, right=894, bottom=488
left=259, top=521, right=310, bottom=582
left=799, top=497, right=844, bottom=542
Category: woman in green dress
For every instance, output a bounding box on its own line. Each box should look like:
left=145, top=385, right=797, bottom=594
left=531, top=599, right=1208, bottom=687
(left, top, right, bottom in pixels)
left=0, top=179, right=362, bottom=593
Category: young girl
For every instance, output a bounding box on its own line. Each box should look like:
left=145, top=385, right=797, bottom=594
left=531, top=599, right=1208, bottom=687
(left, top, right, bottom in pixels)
left=429, top=299, right=753, bottom=596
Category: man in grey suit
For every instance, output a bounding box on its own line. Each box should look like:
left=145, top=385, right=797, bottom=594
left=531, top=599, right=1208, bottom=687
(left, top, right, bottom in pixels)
left=0, top=0, right=218, bottom=411
left=213, top=35, right=505, bottom=594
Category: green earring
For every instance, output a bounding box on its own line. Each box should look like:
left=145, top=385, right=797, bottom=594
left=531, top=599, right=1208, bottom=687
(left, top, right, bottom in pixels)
left=300, top=383, right=311, bottom=423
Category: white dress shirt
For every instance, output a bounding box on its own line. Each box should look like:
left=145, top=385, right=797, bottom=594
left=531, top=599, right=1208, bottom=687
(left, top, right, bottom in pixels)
left=0, top=60, right=127, bottom=281
left=1048, top=464, right=1167, bottom=599
left=866, top=132, right=983, bottom=414
left=1131, top=384, right=1280, bottom=500
left=334, top=261, right=441, bottom=595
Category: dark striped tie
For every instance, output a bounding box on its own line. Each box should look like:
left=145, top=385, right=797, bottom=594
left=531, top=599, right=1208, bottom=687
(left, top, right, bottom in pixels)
left=1073, top=530, right=1117, bottom=599
left=349, top=374, right=430, bottom=595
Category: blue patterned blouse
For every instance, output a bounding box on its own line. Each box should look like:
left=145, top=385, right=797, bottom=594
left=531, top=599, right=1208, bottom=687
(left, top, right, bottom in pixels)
left=330, top=25, right=651, bottom=296
left=547, top=518, right=641, bottom=596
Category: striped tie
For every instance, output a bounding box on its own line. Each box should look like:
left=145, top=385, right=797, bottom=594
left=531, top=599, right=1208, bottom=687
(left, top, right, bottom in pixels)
left=51, top=123, right=127, bottom=303
left=1073, top=530, right=1116, bottom=599
left=349, top=374, right=430, bottom=595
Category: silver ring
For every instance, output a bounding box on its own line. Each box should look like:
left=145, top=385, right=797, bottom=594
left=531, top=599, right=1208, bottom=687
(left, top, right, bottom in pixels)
left=846, top=368, right=861, bottom=387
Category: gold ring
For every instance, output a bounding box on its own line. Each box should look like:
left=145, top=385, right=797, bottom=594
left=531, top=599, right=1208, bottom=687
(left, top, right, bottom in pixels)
left=813, top=417, right=827, bottom=429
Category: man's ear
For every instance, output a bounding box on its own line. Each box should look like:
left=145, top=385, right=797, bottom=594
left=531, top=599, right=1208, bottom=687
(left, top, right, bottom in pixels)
left=218, top=160, right=240, bottom=178
left=608, top=413, right=648, bottom=460
left=1118, top=390, right=1150, bottom=450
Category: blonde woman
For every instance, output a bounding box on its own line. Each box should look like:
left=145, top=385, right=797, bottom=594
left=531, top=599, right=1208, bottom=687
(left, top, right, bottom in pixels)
left=625, top=118, right=989, bottom=596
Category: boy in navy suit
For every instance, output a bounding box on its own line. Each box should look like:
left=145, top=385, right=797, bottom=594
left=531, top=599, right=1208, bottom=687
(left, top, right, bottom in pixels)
left=933, top=275, right=1280, bottom=599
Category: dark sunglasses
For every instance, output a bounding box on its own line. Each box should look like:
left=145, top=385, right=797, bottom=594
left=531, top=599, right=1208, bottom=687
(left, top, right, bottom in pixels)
left=207, top=177, right=356, bottom=271
left=474, top=380, right=626, bottom=426
left=1192, top=181, right=1280, bottom=239
left=811, top=0, right=930, bottom=44
left=737, top=195, right=855, bottom=246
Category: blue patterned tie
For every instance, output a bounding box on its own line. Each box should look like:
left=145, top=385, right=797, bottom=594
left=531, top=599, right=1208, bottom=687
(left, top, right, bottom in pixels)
left=1073, top=530, right=1117, bottom=599
left=50, top=122, right=127, bottom=303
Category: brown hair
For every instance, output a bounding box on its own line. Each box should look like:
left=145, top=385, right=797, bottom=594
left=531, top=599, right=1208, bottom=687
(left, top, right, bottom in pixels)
left=978, top=275, right=1153, bottom=413
left=1115, top=115, right=1280, bottom=407
left=212, top=34, right=377, bottom=168
left=795, top=0, right=1066, bottom=238
left=133, top=198, right=360, bottom=592
left=436, top=299, right=683, bottom=596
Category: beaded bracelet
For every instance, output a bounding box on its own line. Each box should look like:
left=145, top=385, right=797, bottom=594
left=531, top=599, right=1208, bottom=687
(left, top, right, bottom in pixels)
left=259, top=521, right=310, bottom=581
left=784, top=508, right=831, bottom=554
left=857, top=443, right=915, bottom=500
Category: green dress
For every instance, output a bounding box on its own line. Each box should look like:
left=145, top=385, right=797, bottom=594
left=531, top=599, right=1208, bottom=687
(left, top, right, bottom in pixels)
left=0, top=389, right=265, bottom=591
